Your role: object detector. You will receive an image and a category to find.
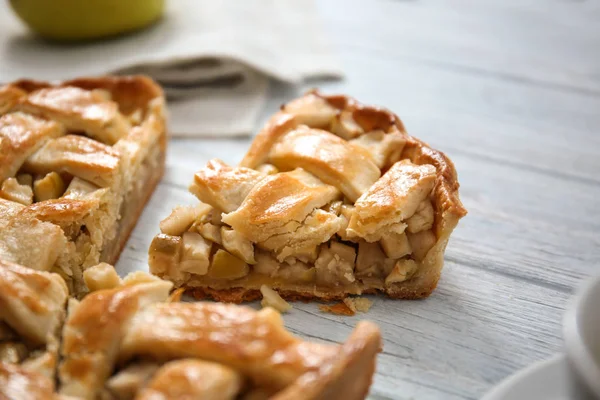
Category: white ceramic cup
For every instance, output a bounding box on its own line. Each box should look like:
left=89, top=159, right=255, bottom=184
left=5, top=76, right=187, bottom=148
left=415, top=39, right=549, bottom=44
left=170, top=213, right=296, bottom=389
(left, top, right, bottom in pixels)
left=563, top=273, right=600, bottom=399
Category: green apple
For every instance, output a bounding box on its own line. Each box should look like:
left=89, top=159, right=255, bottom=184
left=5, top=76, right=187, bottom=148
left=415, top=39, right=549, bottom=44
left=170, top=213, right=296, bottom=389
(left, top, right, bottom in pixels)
left=9, top=0, right=165, bottom=41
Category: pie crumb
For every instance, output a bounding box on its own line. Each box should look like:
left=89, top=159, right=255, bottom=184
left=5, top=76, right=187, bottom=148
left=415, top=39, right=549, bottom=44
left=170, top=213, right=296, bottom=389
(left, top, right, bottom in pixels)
left=351, top=297, right=373, bottom=312
left=319, top=302, right=355, bottom=316
left=319, top=297, right=373, bottom=316
left=83, top=262, right=121, bottom=292
left=343, top=297, right=357, bottom=313
left=260, top=285, right=292, bottom=313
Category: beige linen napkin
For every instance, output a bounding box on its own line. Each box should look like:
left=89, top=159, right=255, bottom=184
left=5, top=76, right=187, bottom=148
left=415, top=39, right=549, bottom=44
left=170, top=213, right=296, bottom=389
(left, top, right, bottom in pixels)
left=0, top=0, right=342, bottom=136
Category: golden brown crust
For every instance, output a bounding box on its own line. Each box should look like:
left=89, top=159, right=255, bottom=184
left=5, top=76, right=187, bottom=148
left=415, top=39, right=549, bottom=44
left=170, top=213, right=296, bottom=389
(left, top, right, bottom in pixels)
left=23, top=135, right=121, bottom=187
left=267, top=126, right=381, bottom=202
left=17, top=87, right=130, bottom=145
left=0, top=112, right=64, bottom=182
left=18, top=198, right=100, bottom=224
left=189, top=159, right=266, bottom=213
left=347, top=160, right=437, bottom=241
left=0, top=85, right=27, bottom=115
left=137, top=359, right=243, bottom=400
left=238, top=89, right=467, bottom=236
left=221, top=169, right=341, bottom=245
left=241, top=113, right=298, bottom=168
left=272, top=321, right=381, bottom=400
left=59, top=280, right=173, bottom=398
left=0, top=261, right=381, bottom=399
left=12, top=75, right=164, bottom=116
left=0, top=259, right=68, bottom=345
left=52, top=278, right=381, bottom=399
left=0, top=259, right=68, bottom=387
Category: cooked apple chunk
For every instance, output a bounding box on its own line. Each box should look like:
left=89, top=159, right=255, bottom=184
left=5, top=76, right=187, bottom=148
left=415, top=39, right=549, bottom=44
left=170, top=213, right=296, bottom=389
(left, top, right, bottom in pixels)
left=350, top=130, right=405, bottom=169
left=180, top=232, right=212, bottom=275
left=355, top=241, right=388, bottom=278
left=196, top=222, right=222, bottom=245
left=406, top=200, right=434, bottom=233
left=385, top=260, right=418, bottom=285
left=276, top=262, right=316, bottom=284
left=159, top=204, right=211, bottom=236
left=0, top=178, right=33, bottom=205
left=33, top=172, right=65, bottom=202
left=83, top=262, right=122, bottom=292
left=330, top=110, right=364, bottom=139
left=379, top=231, right=411, bottom=259
left=407, top=230, right=436, bottom=262
left=315, top=241, right=356, bottom=286
left=149, top=234, right=183, bottom=276
left=220, top=227, right=255, bottom=264
left=208, top=250, right=249, bottom=280
left=260, top=285, right=292, bottom=313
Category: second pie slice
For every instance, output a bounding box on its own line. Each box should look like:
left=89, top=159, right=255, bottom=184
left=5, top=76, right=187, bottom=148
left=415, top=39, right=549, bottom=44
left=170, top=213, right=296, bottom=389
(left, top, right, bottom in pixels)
left=149, top=91, right=467, bottom=302
left=0, top=76, right=166, bottom=295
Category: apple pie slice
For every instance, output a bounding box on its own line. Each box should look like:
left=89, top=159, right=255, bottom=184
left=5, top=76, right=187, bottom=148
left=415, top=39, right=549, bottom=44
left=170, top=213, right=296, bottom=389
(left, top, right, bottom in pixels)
left=0, top=76, right=166, bottom=295
left=0, top=261, right=382, bottom=400
left=150, top=91, right=466, bottom=302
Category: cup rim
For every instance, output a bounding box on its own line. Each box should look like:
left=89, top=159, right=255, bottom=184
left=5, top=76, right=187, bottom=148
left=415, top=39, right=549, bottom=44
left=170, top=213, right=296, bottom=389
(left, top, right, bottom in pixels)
left=563, top=273, right=600, bottom=396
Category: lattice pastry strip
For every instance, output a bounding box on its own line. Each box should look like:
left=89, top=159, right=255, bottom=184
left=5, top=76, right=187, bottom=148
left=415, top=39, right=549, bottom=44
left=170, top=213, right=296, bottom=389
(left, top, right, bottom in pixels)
left=16, top=86, right=131, bottom=145
left=0, top=112, right=65, bottom=183
left=150, top=91, right=466, bottom=302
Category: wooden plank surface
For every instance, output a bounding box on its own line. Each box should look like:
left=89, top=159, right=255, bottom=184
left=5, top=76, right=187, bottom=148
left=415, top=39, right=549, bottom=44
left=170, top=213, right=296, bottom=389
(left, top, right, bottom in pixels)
left=117, top=1, right=600, bottom=399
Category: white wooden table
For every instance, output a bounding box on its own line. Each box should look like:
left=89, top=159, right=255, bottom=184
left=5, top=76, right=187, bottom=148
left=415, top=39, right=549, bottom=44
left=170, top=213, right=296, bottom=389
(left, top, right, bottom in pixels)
left=117, top=1, right=600, bottom=399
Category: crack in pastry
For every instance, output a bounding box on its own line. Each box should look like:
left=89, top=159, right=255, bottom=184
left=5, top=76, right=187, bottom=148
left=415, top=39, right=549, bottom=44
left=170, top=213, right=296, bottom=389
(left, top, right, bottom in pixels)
left=0, top=76, right=166, bottom=296
left=0, top=261, right=382, bottom=400
left=149, top=90, right=467, bottom=303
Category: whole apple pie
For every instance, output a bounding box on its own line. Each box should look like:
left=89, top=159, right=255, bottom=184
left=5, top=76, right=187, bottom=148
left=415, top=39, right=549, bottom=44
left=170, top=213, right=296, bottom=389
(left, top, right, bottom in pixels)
left=0, top=260, right=382, bottom=400
left=0, top=76, right=166, bottom=295
left=149, top=91, right=466, bottom=302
